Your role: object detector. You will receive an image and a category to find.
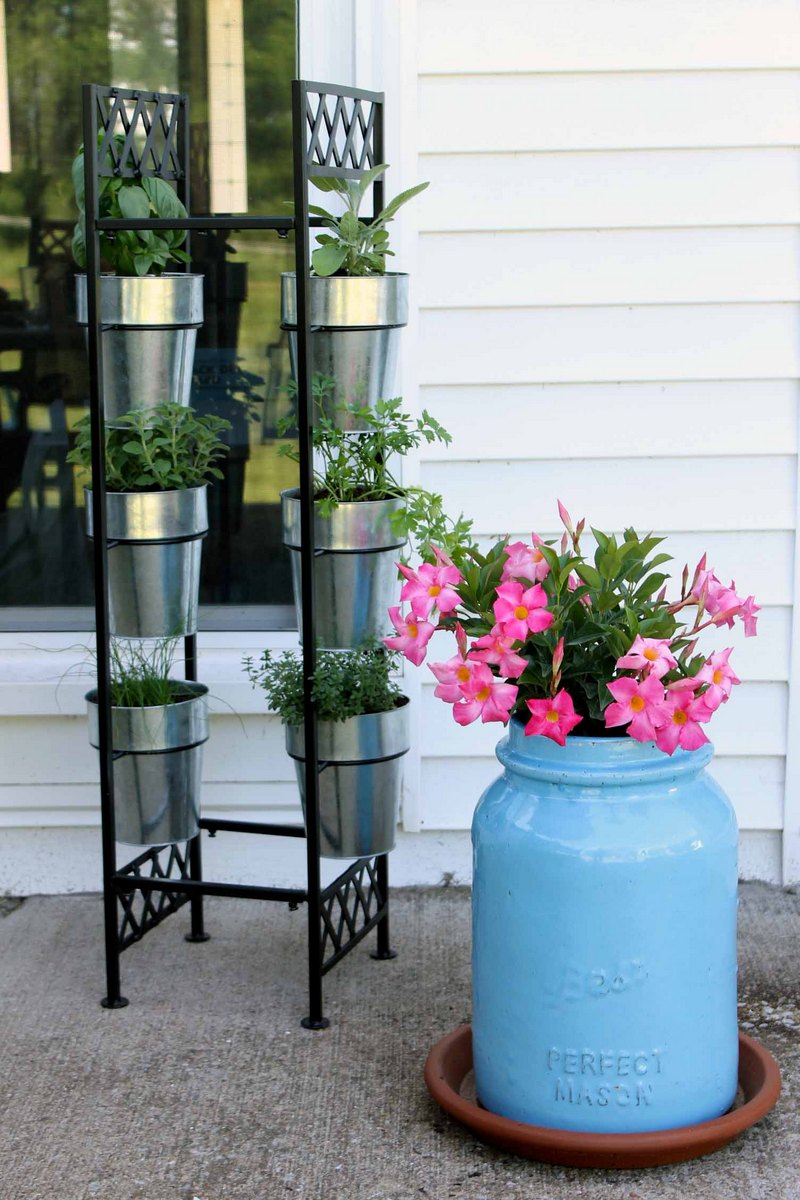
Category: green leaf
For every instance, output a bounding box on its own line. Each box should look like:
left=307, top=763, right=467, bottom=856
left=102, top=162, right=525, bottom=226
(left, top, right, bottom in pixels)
left=575, top=563, right=602, bottom=589
left=117, top=186, right=151, bottom=220
left=311, top=243, right=348, bottom=277
left=374, top=180, right=429, bottom=224
left=309, top=175, right=349, bottom=197
left=141, top=175, right=187, bottom=220
left=308, top=202, right=335, bottom=220
left=71, top=149, right=86, bottom=212
left=339, top=210, right=359, bottom=241
left=356, top=162, right=389, bottom=205
left=71, top=221, right=86, bottom=269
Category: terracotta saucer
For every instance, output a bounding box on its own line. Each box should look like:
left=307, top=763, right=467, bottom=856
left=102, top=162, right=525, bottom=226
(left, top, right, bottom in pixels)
left=424, top=1025, right=781, bottom=1169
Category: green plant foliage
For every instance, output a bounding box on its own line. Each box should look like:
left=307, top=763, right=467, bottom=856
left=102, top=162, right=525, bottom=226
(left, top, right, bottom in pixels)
left=71, top=135, right=190, bottom=276
left=308, top=163, right=428, bottom=276
left=67, top=403, right=231, bottom=493
left=243, top=641, right=404, bottom=727
left=106, top=637, right=192, bottom=708
left=454, top=526, right=679, bottom=733
left=279, top=389, right=450, bottom=506
left=278, top=378, right=475, bottom=562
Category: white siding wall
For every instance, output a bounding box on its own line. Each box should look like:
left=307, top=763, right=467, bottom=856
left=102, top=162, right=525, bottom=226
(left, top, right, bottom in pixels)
left=408, top=0, right=800, bottom=883
left=0, top=0, right=797, bottom=891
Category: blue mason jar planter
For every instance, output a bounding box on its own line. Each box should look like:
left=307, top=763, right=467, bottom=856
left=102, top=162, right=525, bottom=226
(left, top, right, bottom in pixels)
left=471, top=721, right=739, bottom=1134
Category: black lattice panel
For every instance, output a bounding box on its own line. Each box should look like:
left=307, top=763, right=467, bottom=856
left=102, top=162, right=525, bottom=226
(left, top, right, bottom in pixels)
left=305, top=90, right=378, bottom=174
left=116, top=843, right=192, bottom=950
left=93, top=86, right=185, bottom=181
left=320, top=858, right=386, bottom=971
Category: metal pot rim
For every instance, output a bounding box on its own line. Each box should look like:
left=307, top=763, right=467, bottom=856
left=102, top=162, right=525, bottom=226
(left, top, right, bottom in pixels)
left=86, top=681, right=209, bottom=753
left=86, top=680, right=208, bottom=710
left=281, top=488, right=405, bottom=553
left=285, top=696, right=410, bottom=764
left=280, top=271, right=409, bottom=330
left=76, top=272, right=204, bottom=328
left=86, top=484, right=209, bottom=543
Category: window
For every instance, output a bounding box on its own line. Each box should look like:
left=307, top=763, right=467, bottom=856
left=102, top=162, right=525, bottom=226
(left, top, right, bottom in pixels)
left=0, top=0, right=298, bottom=629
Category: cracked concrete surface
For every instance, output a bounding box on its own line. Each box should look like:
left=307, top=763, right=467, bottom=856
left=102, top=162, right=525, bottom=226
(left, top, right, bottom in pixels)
left=0, top=883, right=797, bottom=1200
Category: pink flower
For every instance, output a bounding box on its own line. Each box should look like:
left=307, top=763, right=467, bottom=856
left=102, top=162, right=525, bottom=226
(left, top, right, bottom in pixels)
left=398, top=561, right=463, bottom=620
left=654, top=689, right=713, bottom=755
left=692, top=570, right=743, bottom=627
left=383, top=606, right=436, bottom=667
left=493, top=581, right=553, bottom=641
left=739, top=595, right=760, bottom=638
left=604, top=674, right=669, bottom=743
left=557, top=499, right=574, bottom=536
left=616, top=636, right=677, bottom=679
left=428, top=653, right=478, bottom=703
left=469, top=626, right=528, bottom=679
left=524, top=689, right=583, bottom=746
left=452, top=664, right=518, bottom=726
left=696, top=648, right=740, bottom=712
left=501, top=535, right=550, bottom=583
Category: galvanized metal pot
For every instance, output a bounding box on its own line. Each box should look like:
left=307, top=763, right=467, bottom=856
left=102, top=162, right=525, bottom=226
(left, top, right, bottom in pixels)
left=281, top=273, right=409, bottom=428
left=87, top=682, right=209, bottom=847
left=286, top=698, right=410, bottom=858
left=86, top=485, right=208, bottom=638
left=281, top=489, right=405, bottom=649
left=76, top=273, right=203, bottom=420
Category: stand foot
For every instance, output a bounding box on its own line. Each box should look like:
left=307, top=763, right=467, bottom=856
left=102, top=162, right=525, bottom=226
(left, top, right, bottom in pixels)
left=301, top=1016, right=331, bottom=1031
left=101, top=996, right=129, bottom=1009
left=370, top=948, right=398, bottom=960
left=184, top=932, right=211, bottom=943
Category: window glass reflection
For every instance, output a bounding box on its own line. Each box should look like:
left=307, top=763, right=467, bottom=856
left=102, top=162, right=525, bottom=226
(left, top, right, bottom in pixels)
left=0, top=0, right=297, bottom=625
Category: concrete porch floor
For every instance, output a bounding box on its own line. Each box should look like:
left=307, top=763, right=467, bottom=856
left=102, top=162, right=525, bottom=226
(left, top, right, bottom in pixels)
left=0, top=882, right=798, bottom=1200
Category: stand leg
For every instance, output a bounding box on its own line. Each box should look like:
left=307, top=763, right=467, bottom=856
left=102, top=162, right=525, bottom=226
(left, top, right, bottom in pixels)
left=301, top=866, right=330, bottom=1030
left=371, top=853, right=397, bottom=961
left=185, top=833, right=210, bottom=943
left=100, top=886, right=129, bottom=1009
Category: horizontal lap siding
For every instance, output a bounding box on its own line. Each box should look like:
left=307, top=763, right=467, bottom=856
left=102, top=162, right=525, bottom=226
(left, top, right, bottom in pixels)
left=420, top=72, right=800, bottom=153
left=418, top=1, right=800, bottom=72
left=414, top=0, right=797, bottom=864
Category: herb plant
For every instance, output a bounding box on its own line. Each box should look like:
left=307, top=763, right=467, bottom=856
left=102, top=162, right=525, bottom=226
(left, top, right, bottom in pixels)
left=244, top=641, right=404, bottom=727
left=72, top=135, right=190, bottom=276
left=278, top=380, right=475, bottom=563
left=309, top=163, right=428, bottom=276
left=68, top=403, right=231, bottom=493
left=106, top=637, right=193, bottom=708
left=280, top=391, right=450, bottom=506
left=386, top=501, right=760, bottom=754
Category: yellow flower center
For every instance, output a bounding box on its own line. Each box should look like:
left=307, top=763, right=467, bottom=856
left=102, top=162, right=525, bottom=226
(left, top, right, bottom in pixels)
left=514, top=605, right=529, bottom=620
left=456, top=666, right=471, bottom=682
left=407, top=622, right=418, bottom=638
left=428, top=584, right=442, bottom=597
left=643, top=647, right=659, bottom=661
left=713, top=669, right=724, bottom=685
left=546, top=710, right=560, bottom=723
left=476, top=687, right=492, bottom=702
left=672, top=709, right=688, bottom=725
left=630, top=695, right=645, bottom=713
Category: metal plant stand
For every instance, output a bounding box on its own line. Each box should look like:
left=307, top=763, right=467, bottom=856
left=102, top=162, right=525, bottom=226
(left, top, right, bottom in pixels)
left=83, top=80, right=396, bottom=1027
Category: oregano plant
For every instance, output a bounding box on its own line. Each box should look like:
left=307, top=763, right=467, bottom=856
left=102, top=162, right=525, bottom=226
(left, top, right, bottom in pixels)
left=278, top=378, right=476, bottom=564
left=68, top=404, right=231, bottom=492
